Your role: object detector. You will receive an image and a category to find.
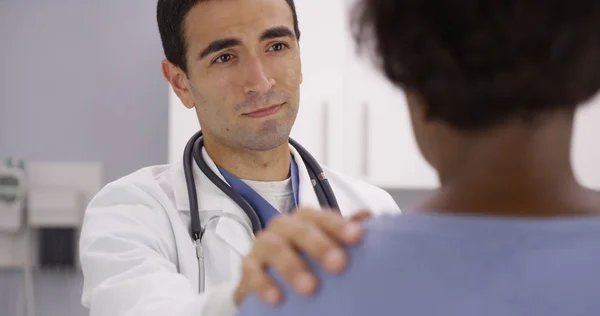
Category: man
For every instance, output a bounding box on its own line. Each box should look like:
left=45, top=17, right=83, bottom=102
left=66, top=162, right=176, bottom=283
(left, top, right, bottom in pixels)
left=78, top=0, right=400, bottom=315
left=237, top=0, right=600, bottom=315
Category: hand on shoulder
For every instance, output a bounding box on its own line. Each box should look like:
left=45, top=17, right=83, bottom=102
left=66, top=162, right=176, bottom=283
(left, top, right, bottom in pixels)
left=234, top=208, right=373, bottom=305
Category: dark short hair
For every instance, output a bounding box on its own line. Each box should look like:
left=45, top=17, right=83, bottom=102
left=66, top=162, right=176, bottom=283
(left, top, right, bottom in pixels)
left=352, top=1, right=600, bottom=131
left=157, top=0, right=301, bottom=74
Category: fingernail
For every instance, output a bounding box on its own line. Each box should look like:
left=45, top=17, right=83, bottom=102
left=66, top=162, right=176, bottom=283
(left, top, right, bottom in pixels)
left=344, top=223, right=362, bottom=240
left=295, top=273, right=316, bottom=293
left=325, top=249, right=346, bottom=271
left=264, top=288, right=279, bottom=304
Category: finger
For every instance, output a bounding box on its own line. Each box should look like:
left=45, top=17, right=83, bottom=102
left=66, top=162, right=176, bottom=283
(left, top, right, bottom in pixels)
left=349, top=210, right=373, bottom=222
left=242, top=254, right=283, bottom=304
left=269, top=215, right=347, bottom=274
left=252, top=228, right=318, bottom=295
left=294, top=208, right=365, bottom=245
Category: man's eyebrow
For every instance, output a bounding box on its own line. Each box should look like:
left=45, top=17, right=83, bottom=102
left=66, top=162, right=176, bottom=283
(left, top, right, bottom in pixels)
left=198, top=38, right=242, bottom=60
left=260, top=26, right=295, bottom=41
left=197, top=26, right=294, bottom=60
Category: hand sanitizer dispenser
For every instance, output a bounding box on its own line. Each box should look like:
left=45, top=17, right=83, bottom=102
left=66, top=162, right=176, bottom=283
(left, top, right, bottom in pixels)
left=0, top=159, right=27, bottom=233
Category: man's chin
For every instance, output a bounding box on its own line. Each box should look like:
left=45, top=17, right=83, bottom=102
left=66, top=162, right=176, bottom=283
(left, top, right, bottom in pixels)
left=239, top=127, right=291, bottom=152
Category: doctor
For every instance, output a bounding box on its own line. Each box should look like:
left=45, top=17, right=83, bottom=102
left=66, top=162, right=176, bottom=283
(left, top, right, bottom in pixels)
left=78, top=0, right=400, bottom=315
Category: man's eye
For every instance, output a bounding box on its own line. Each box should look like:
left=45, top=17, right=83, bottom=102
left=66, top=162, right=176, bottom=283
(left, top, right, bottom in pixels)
left=214, top=54, right=233, bottom=64
left=268, top=43, right=288, bottom=52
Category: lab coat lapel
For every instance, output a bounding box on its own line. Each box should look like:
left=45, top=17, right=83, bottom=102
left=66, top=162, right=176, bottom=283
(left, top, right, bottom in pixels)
left=289, top=145, right=321, bottom=210
left=201, top=148, right=255, bottom=257
left=173, top=148, right=254, bottom=257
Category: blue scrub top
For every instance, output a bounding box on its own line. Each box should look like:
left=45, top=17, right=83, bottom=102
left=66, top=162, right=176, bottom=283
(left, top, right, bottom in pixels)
left=237, top=212, right=600, bottom=316
left=217, top=156, right=300, bottom=227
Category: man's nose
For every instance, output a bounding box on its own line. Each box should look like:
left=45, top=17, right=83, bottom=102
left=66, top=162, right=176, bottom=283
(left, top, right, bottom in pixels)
left=243, top=57, right=275, bottom=95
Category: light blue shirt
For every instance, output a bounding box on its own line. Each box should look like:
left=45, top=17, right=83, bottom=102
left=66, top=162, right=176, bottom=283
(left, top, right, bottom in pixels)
left=237, top=212, right=600, bottom=316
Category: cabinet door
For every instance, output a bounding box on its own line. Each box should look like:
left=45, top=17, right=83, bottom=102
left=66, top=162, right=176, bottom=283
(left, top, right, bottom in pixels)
left=572, top=95, right=600, bottom=190
left=290, top=0, right=347, bottom=169
left=338, top=0, right=368, bottom=178
left=342, top=47, right=439, bottom=189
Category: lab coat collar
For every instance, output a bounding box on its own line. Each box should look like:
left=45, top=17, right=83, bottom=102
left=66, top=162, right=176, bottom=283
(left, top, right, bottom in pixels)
left=172, top=142, right=321, bottom=256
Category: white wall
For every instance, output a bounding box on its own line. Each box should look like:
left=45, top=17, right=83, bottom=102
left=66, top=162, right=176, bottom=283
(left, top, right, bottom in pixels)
left=0, top=0, right=168, bottom=183
left=168, top=88, right=200, bottom=164
left=0, top=0, right=168, bottom=268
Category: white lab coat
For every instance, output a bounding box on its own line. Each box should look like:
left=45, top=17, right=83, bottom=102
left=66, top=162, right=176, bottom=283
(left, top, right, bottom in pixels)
left=79, top=144, right=401, bottom=316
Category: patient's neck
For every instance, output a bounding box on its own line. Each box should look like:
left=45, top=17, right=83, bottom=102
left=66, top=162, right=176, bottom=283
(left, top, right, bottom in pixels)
left=422, top=114, right=600, bottom=217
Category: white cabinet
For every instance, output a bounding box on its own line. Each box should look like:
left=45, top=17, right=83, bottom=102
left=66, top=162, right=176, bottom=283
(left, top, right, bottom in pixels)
left=572, top=94, right=600, bottom=190
left=289, top=0, right=347, bottom=170
left=337, top=0, right=438, bottom=189
left=340, top=41, right=439, bottom=189
left=329, top=0, right=438, bottom=189
left=339, top=50, right=600, bottom=190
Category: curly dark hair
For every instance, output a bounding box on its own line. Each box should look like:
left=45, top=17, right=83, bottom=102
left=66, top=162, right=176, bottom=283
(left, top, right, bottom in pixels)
left=157, top=0, right=300, bottom=74
left=352, top=0, right=600, bottom=131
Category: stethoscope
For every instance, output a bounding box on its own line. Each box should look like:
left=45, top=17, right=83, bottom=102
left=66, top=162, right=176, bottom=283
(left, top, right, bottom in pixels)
left=182, top=130, right=340, bottom=292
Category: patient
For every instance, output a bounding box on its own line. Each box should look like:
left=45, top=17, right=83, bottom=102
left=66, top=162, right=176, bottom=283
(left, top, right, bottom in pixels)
left=237, top=0, right=600, bottom=315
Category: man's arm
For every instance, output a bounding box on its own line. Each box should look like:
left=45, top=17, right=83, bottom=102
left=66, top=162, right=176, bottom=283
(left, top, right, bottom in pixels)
left=79, top=183, right=236, bottom=316
left=81, top=181, right=371, bottom=315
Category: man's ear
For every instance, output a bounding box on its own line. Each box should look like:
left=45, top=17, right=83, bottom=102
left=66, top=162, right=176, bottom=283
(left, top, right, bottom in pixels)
left=162, top=59, right=195, bottom=109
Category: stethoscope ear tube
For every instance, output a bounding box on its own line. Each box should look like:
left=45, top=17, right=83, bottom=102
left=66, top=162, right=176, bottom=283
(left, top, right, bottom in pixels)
left=320, top=177, right=340, bottom=211
left=305, top=163, right=329, bottom=207
left=184, top=130, right=203, bottom=241
left=288, top=138, right=340, bottom=211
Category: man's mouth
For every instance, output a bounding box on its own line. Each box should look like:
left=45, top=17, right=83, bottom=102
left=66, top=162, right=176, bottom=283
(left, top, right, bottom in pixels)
left=244, top=104, right=283, bottom=118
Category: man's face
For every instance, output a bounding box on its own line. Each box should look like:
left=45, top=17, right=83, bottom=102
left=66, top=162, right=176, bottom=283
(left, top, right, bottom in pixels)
left=172, top=0, right=302, bottom=151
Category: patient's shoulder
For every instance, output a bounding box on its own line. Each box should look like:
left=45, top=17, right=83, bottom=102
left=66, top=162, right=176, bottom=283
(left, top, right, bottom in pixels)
left=237, top=213, right=600, bottom=316
left=236, top=215, right=408, bottom=316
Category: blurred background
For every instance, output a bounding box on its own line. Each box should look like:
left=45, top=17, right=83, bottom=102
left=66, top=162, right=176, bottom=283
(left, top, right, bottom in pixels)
left=1, top=1, right=599, bottom=315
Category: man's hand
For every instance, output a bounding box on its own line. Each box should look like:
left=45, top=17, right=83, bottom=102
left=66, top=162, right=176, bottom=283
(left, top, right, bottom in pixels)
left=234, top=208, right=372, bottom=305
